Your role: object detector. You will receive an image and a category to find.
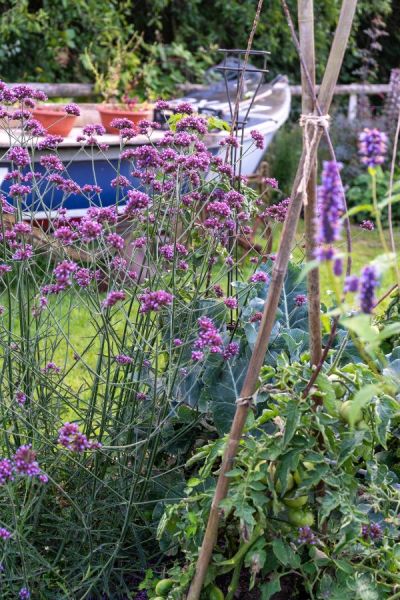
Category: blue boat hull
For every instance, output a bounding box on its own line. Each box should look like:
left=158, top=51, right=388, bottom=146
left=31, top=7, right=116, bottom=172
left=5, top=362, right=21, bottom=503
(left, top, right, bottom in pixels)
left=0, top=154, right=139, bottom=217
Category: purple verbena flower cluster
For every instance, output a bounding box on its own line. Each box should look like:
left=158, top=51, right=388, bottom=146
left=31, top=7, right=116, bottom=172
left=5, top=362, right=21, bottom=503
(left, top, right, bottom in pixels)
left=58, top=422, right=101, bottom=453
left=139, top=290, right=173, bottom=313
left=362, top=522, right=383, bottom=541
left=262, top=198, right=290, bottom=223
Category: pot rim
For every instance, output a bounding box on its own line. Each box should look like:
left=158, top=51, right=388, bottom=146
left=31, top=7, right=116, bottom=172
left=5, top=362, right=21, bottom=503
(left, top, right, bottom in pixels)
left=32, top=106, right=77, bottom=117
left=97, top=103, right=152, bottom=115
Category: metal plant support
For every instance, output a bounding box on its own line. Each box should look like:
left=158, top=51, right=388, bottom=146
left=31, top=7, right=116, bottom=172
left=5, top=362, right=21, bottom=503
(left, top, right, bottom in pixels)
left=213, top=48, right=270, bottom=303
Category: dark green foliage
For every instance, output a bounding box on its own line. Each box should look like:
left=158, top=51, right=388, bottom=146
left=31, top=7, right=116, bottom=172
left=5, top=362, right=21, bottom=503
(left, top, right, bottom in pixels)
left=0, top=0, right=394, bottom=99
left=148, top=355, right=400, bottom=599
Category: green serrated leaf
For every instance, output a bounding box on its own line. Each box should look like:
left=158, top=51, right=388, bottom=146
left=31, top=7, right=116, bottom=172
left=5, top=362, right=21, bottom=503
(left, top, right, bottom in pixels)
left=282, top=400, right=300, bottom=448
left=347, top=384, right=380, bottom=427
left=261, top=577, right=281, bottom=600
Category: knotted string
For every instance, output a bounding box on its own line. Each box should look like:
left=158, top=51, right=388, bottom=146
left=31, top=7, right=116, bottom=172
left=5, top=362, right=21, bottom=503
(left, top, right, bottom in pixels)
left=297, top=114, right=331, bottom=205
left=236, top=393, right=257, bottom=408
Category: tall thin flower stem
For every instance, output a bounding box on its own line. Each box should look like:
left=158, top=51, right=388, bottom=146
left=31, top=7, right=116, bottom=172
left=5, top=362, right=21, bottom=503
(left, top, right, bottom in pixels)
left=186, top=1, right=358, bottom=598
left=387, top=109, right=400, bottom=289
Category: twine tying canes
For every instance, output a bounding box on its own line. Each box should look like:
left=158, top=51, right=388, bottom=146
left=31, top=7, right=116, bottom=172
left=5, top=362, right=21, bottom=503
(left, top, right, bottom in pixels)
left=297, top=114, right=331, bottom=205
left=236, top=393, right=257, bottom=408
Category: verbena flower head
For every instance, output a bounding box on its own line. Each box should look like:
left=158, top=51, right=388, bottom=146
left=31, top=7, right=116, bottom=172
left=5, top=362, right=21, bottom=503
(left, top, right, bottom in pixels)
left=249, top=271, right=269, bottom=284
left=0, top=458, right=13, bottom=485
left=58, top=422, right=101, bottom=453
left=14, top=444, right=41, bottom=477
left=64, top=103, right=80, bottom=116
left=114, top=354, right=133, bottom=365
left=223, top=342, right=239, bottom=360
left=263, top=177, right=279, bottom=189
left=358, top=128, right=388, bottom=168
left=15, top=391, right=27, bottom=406
left=262, top=198, right=290, bottom=223
left=7, top=146, right=30, bottom=167
left=360, top=219, right=374, bottom=231
left=0, top=527, right=11, bottom=540
left=19, top=588, right=30, bottom=599
left=362, top=522, right=383, bottom=541
left=295, top=294, right=307, bottom=306
left=317, top=161, right=344, bottom=246
left=193, top=316, right=223, bottom=356
left=250, top=129, right=264, bottom=149
left=359, top=265, right=379, bottom=313
left=139, top=290, right=173, bottom=313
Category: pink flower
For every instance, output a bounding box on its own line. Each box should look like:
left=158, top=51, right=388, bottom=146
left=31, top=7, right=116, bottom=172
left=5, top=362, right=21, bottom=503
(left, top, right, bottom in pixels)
left=102, top=290, right=126, bottom=309
left=58, top=422, right=101, bottom=453
left=64, top=103, right=80, bottom=116
left=14, top=445, right=41, bottom=477
left=139, top=290, right=173, bottom=313
left=224, top=297, right=237, bottom=309
left=249, top=272, right=269, bottom=283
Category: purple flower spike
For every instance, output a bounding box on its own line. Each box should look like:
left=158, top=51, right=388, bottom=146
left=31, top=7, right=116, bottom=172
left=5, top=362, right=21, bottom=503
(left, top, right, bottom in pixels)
left=19, top=588, right=30, bottom=599
left=317, top=161, right=344, bottom=246
left=333, top=258, right=343, bottom=277
left=344, top=275, right=359, bottom=293
left=358, top=128, right=388, bottom=168
left=359, top=265, right=379, bottom=314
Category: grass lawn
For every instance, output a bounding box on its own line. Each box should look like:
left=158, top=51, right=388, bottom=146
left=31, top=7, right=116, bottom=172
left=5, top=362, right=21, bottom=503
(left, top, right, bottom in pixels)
left=16, top=222, right=396, bottom=395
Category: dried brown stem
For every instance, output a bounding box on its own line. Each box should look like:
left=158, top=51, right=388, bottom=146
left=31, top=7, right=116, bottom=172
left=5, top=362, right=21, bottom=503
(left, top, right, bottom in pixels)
left=282, top=0, right=353, bottom=277
left=186, top=2, right=358, bottom=598
left=298, top=0, right=322, bottom=368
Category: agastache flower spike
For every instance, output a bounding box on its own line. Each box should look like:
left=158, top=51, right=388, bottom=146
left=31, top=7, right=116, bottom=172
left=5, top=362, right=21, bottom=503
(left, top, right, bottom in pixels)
left=317, top=161, right=344, bottom=246
left=359, top=265, right=379, bottom=314
left=358, top=128, right=388, bottom=168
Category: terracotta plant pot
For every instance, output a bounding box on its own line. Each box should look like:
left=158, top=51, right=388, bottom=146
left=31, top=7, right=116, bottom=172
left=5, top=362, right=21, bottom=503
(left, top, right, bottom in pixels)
left=97, top=104, right=153, bottom=134
left=32, top=106, right=78, bottom=137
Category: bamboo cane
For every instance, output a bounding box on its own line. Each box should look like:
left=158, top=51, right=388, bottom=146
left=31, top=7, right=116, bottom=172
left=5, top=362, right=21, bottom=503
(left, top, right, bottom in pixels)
left=186, top=2, right=358, bottom=598
left=298, top=0, right=322, bottom=368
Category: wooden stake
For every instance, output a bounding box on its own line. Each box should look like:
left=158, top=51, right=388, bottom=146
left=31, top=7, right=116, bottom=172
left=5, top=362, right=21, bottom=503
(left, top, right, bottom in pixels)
left=186, top=2, right=358, bottom=598
left=298, top=0, right=322, bottom=368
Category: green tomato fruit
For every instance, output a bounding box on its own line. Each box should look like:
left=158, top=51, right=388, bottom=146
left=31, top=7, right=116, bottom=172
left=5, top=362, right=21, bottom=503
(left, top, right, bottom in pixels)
left=293, top=469, right=302, bottom=485
left=283, top=495, right=308, bottom=508
left=287, top=508, right=315, bottom=527
left=333, top=382, right=346, bottom=399
left=356, top=419, right=369, bottom=431
left=155, top=579, right=174, bottom=596
left=209, top=585, right=225, bottom=600
left=276, top=472, right=294, bottom=494
left=303, top=461, right=315, bottom=472
left=339, top=400, right=362, bottom=425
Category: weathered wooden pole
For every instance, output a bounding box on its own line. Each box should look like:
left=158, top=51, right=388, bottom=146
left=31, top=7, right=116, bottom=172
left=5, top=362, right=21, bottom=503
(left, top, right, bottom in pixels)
left=186, top=2, right=358, bottom=598
left=298, top=0, right=322, bottom=369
